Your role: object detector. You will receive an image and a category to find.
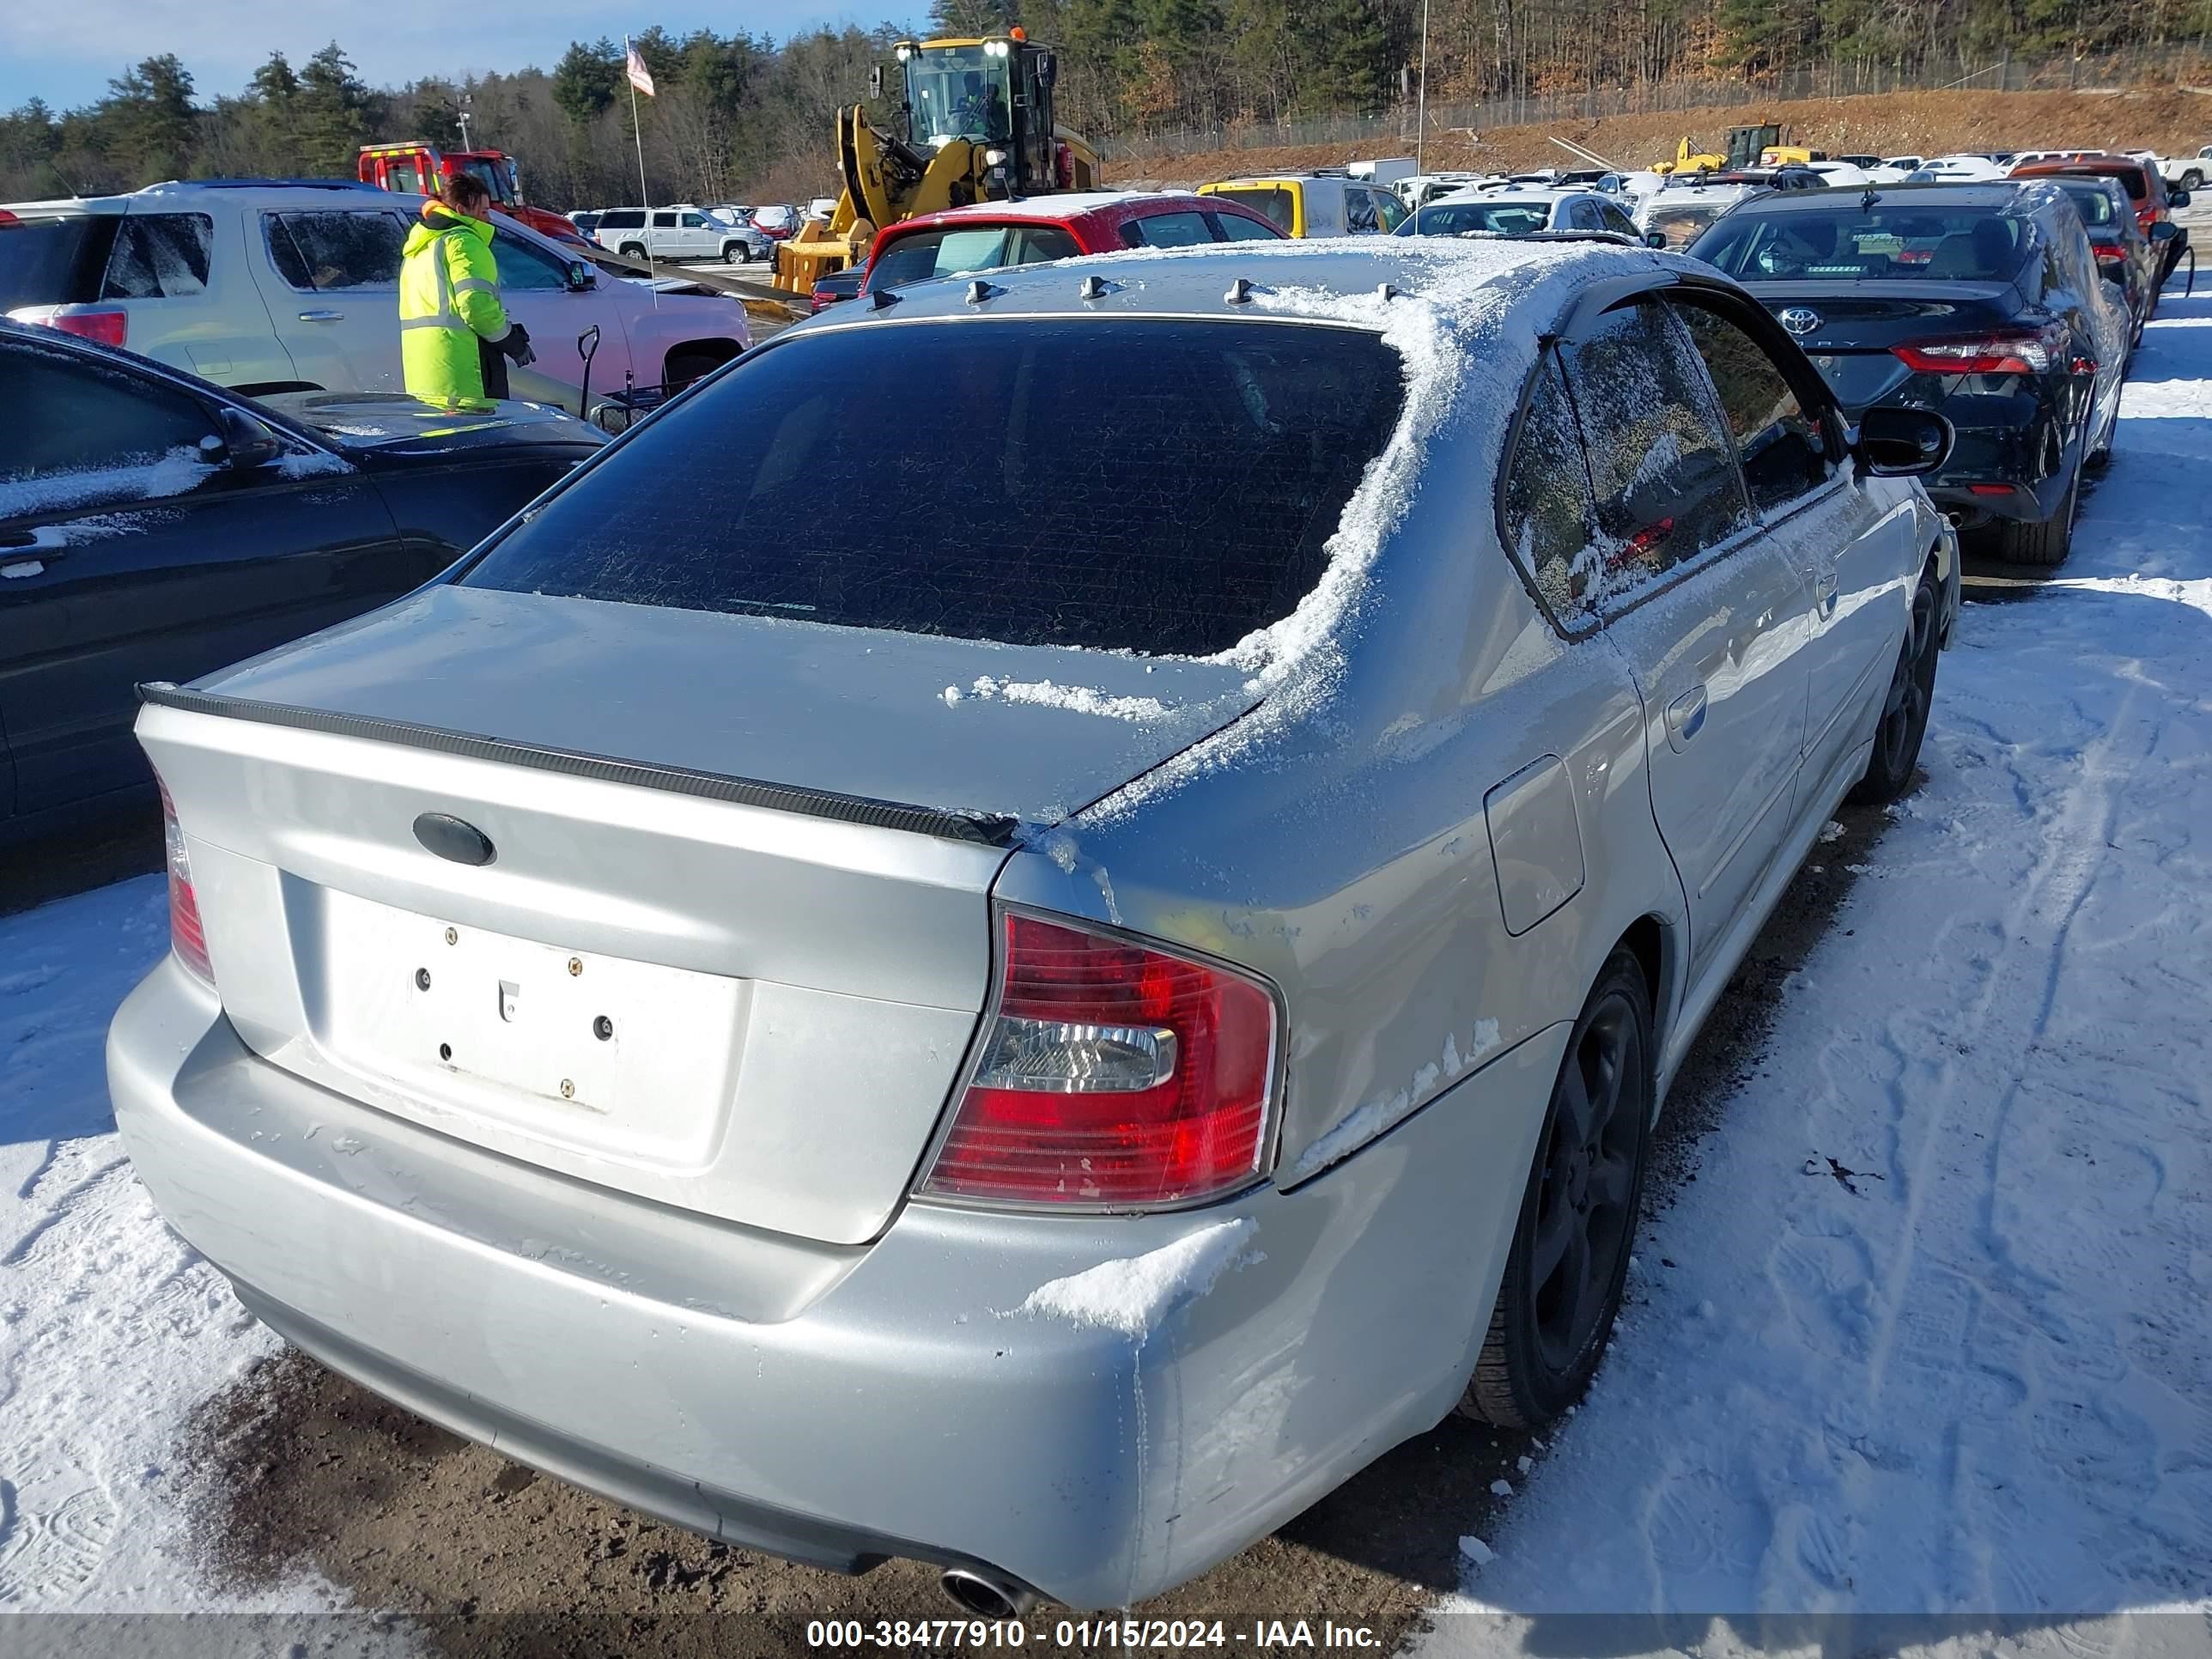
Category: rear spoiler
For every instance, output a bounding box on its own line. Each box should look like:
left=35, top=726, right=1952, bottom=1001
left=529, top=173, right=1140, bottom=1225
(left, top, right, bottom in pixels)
left=137, top=682, right=1018, bottom=847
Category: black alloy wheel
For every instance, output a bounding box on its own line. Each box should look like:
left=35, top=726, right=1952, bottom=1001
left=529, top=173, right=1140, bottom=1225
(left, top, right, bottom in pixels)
left=1851, top=568, right=1942, bottom=805
left=1463, top=951, right=1652, bottom=1429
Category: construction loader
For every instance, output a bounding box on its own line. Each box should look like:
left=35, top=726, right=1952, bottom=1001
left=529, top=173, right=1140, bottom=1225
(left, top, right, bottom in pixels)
left=774, top=30, right=1100, bottom=295
left=1655, top=123, right=1792, bottom=176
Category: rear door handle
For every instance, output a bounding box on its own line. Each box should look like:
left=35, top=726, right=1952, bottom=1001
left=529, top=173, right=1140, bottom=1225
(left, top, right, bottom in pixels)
left=1665, top=685, right=1708, bottom=749
left=1814, top=567, right=1839, bottom=616
left=297, top=309, right=343, bottom=322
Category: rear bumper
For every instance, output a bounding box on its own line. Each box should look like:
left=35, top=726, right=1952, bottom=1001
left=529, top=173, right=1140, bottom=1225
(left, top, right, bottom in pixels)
left=110, top=957, right=1560, bottom=1608
left=1917, top=399, right=2070, bottom=526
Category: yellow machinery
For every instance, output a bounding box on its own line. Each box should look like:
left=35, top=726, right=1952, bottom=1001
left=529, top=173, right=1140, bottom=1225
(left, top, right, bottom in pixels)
left=1655, top=124, right=1792, bottom=176
left=775, top=31, right=1099, bottom=295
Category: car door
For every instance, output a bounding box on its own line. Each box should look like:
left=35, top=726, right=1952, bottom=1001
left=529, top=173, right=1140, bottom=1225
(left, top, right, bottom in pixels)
left=1556, top=297, right=1817, bottom=986
left=1668, top=291, right=1909, bottom=804
left=648, top=211, right=681, bottom=258
left=0, top=334, right=412, bottom=816
left=489, top=226, right=606, bottom=404
left=254, top=207, right=410, bottom=392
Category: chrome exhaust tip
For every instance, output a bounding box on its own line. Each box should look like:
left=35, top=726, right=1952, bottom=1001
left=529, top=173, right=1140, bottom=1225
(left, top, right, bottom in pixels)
left=940, top=1567, right=1036, bottom=1620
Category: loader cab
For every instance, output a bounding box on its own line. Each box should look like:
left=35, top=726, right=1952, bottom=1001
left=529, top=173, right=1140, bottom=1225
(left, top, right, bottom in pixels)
left=885, top=34, right=1062, bottom=197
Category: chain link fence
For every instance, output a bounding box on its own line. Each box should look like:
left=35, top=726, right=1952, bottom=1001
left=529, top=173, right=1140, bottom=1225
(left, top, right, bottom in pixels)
left=1097, top=46, right=2212, bottom=163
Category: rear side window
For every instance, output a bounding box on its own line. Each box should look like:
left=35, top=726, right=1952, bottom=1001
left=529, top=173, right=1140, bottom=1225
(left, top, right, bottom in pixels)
left=653, top=211, right=678, bottom=228
left=600, top=210, right=645, bottom=229
left=1670, top=301, right=1832, bottom=516
left=462, top=318, right=1408, bottom=657
left=1121, top=210, right=1213, bottom=248
left=1499, top=352, right=1600, bottom=619
left=102, top=213, right=214, bottom=299
left=264, top=211, right=406, bottom=291
left=0, top=215, right=119, bottom=308
left=1558, top=301, right=1749, bottom=595
left=1213, top=211, right=1279, bottom=241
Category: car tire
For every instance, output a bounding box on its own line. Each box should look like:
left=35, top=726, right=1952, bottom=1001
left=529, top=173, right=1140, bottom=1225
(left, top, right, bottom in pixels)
left=1996, top=466, right=2077, bottom=567
left=2183, top=169, right=2203, bottom=191
left=721, top=242, right=744, bottom=264
left=1849, top=565, right=1942, bottom=806
left=1461, top=949, right=1652, bottom=1431
left=619, top=243, right=647, bottom=260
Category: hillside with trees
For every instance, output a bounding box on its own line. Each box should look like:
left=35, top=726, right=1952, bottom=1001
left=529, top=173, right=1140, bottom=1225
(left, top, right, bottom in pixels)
left=4, top=0, right=2211, bottom=208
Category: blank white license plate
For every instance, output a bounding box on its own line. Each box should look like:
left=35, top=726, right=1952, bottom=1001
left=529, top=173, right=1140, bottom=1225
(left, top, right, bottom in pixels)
left=318, top=889, right=745, bottom=1164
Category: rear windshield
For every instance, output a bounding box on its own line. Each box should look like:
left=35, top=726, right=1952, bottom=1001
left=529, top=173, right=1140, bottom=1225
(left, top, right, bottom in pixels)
left=869, top=223, right=1081, bottom=289
left=0, top=214, right=118, bottom=308
left=1398, top=200, right=1551, bottom=236
left=461, top=318, right=1407, bottom=657
left=2052, top=180, right=2121, bottom=228
left=1207, top=187, right=1294, bottom=233
left=1644, top=204, right=1725, bottom=248
left=1691, top=207, right=2031, bottom=281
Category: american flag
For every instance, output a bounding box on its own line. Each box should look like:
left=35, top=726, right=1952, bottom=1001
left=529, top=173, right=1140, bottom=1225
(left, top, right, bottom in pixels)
left=625, top=42, right=657, bottom=97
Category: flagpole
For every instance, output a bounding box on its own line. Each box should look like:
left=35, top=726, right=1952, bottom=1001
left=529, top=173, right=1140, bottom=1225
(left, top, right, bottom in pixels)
left=625, top=34, right=658, bottom=308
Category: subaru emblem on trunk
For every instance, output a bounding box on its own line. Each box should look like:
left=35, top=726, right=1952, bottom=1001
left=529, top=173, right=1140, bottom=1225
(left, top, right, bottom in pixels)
left=414, top=812, right=496, bottom=866
left=1780, top=306, right=1822, bottom=337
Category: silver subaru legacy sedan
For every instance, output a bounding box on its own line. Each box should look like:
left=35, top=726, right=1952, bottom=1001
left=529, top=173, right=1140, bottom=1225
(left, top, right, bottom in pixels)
left=109, top=239, right=1960, bottom=1613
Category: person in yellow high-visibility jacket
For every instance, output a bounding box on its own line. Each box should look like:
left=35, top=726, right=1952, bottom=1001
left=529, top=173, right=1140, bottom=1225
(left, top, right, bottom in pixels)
left=398, top=173, right=532, bottom=406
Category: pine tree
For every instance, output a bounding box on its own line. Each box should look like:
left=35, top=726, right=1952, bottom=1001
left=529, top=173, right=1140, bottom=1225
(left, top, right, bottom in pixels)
left=552, top=40, right=622, bottom=125
left=102, top=56, right=198, bottom=183
left=295, top=43, right=371, bottom=174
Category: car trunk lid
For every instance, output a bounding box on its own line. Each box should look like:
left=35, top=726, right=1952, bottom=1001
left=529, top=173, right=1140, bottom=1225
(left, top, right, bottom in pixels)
left=1751, top=281, right=2024, bottom=410
left=139, top=585, right=1258, bottom=1245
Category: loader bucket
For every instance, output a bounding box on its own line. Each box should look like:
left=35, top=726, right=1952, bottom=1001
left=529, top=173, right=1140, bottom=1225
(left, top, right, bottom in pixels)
left=775, top=221, right=854, bottom=295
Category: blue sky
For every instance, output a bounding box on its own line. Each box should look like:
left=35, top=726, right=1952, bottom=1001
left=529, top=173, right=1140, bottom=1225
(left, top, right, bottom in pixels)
left=0, top=0, right=884, bottom=111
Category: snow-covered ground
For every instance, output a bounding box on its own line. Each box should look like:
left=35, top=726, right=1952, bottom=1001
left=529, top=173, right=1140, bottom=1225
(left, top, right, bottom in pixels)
left=3, top=292, right=2211, bottom=1643
left=1424, top=299, right=2212, bottom=1650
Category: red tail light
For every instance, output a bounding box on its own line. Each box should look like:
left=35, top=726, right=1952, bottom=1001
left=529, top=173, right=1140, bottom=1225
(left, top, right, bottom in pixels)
left=159, top=780, right=215, bottom=985
left=920, top=913, right=1279, bottom=1209
left=1892, top=323, right=2065, bottom=376
left=46, top=307, right=127, bottom=349
left=2093, top=243, right=2126, bottom=264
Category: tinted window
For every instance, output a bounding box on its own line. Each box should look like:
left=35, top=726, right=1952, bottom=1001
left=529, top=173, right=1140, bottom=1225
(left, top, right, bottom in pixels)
left=1398, top=201, right=1551, bottom=236
left=101, top=213, right=214, bottom=299
left=462, top=319, right=1407, bottom=656
left=1500, top=351, right=1600, bottom=618
left=1209, top=187, right=1294, bottom=233
left=653, top=212, right=678, bottom=228
left=1213, top=211, right=1279, bottom=241
left=600, top=210, right=645, bottom=229
left=0, top=215, right=119, bottom=308
left=1558, top=301, right=1749, bottom=593
left=681, top=213, right=705, bottom=228
left=264, top=211, right=406, bottom=291
left=0, top=343, right=216, bottom=511
left=1600, top=203, right=1640, bottom=237
left=1126, top=210, right=1214, bottom=248
left=1692, top=205, right=2029, bottom=281
left=1671, top=301, right=1831, bottom=515
left=2052, top=181, right=2120, bottom=228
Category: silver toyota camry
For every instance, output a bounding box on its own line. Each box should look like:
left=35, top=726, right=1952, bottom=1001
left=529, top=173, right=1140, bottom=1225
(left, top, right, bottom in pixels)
left=109, top=238, right=1960, bottom=1613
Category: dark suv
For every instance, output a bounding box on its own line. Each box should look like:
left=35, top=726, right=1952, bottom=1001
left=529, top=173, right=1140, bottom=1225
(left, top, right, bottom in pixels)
left=1688, top=181, right=2127, bottom=566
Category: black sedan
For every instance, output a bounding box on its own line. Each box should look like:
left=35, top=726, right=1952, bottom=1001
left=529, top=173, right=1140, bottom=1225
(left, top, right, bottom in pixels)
left=1689, top=182, right=2127, bottom=566
left=0, top=321, right=605, bottom=842
left=2038, top=173, right=2161, bottom=345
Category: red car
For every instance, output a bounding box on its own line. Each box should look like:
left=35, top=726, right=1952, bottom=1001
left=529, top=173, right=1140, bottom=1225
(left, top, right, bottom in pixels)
left=2013, top=159, right=2191, bottom=281
left=860, top=191, right=1284, bottom=295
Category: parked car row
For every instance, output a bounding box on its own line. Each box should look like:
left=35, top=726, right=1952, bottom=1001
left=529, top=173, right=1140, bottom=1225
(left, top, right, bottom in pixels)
left=580, top=204, right=775, bottom=265
left=109, top=232, right=1962, bottom=1620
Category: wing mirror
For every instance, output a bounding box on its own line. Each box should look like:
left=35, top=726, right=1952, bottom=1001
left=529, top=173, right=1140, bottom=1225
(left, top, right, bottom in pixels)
left=1851, top=404, right=1953, bottom=478
left=2171, top=189, right=2193, bottom=209
left=211, top=405, right=283, bottom=471
left=2151, top=220, right=2181, bottom=242
left=1643, top=230, right=1669, bottom=249
left=565, top=258, right=597, bottom=291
